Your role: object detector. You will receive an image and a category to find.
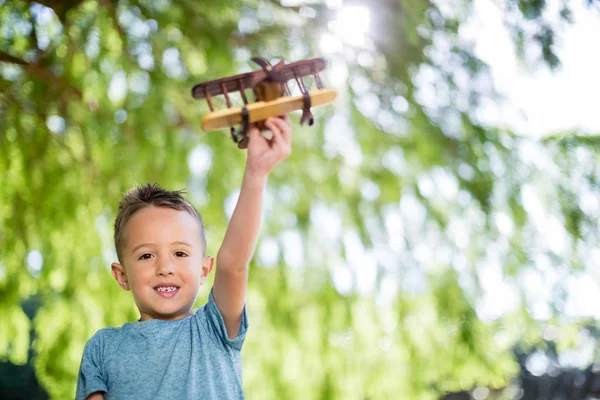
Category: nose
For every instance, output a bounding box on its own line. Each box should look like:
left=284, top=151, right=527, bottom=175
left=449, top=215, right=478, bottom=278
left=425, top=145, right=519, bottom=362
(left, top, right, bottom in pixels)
left=156, top=254, right=175, bottom=277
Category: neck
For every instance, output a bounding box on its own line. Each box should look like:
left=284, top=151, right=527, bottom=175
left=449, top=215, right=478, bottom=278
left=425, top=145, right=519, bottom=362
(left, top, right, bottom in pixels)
left=138, top=310, right=193, bottom=322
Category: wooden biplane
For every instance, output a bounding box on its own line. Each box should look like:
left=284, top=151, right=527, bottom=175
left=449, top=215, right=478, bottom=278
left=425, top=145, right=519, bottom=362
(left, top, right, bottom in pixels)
left=191, top=57, right=338, bottom=148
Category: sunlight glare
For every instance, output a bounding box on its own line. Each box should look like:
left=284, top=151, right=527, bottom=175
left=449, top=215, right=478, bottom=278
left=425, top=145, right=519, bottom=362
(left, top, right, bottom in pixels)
left=330, top=5, right=371, bottom=47
left=27, top=250, right=43, bottom=278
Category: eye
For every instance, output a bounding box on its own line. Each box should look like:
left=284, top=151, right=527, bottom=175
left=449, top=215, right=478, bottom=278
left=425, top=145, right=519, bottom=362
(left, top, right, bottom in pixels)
left=175, top=251, right=189, bottom=257
left=138, top=253, right=153, bottom=260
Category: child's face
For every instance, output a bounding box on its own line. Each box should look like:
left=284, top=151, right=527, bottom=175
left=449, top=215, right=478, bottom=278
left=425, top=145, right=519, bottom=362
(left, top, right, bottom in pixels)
left=111, top=206, right=213, bottom=321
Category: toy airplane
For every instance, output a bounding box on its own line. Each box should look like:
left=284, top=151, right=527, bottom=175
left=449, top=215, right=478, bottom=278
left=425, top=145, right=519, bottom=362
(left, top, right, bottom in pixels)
left=191, top=57, right=338, bottom=148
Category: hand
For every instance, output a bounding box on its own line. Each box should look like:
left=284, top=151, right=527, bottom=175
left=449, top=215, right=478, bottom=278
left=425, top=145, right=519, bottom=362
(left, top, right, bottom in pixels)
left=245, top=115, right=292, bottom=179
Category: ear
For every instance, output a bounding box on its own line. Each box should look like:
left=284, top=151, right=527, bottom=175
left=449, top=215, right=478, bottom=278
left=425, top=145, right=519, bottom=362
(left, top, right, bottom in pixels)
left=111, top=262, right=131, bottom=291
left=199, top=256, right=215, bottom=285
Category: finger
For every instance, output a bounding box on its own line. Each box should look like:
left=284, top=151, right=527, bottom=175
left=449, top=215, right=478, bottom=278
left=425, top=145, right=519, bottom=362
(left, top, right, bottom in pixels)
left=241, top=125, right=260, bottom=149
left=264, top=118, right=283, bottom=144
left=274, top=114, right=291, bottom=130
left=267, top=117, right=291, bottom=145
left=248, top=124, right=260, bottom=139
left=265, top=119, right=290, bottom=155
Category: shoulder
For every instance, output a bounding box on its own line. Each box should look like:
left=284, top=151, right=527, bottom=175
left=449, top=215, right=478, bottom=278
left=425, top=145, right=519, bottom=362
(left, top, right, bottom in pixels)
left=88, top=326, right=122, bottom=341
left=193, top=291, right=222, bottom=327
left=192, top=300, right=210, bottom=328
left=83, top=326, right=126, bottom=353
left=193, top=289, right=248, bottom=352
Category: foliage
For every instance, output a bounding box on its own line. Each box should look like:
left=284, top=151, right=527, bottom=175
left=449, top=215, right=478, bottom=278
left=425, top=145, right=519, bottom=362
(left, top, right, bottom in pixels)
left=0, top=0, right=599, bottom=399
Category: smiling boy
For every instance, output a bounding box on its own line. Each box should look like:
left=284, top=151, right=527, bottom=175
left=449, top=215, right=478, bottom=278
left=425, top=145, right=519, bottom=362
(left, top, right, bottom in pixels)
left=75, top=116, right=292, bottom=400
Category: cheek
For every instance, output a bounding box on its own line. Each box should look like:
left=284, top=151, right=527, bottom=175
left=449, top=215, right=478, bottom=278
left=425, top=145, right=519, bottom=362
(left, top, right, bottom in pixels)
left=127, top=266, right=153, bottom=285
left=179, top=261, right=202, bottom=280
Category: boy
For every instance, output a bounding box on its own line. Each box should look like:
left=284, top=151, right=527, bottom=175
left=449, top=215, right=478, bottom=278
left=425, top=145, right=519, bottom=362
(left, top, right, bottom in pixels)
left=75, top=116, right=292, bottom=400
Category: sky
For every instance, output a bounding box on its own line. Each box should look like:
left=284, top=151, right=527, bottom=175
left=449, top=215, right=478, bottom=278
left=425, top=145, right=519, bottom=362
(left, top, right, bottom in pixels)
left=467, top=0, right=600, bottom=137
left=321, top=0, right=600, bottom=137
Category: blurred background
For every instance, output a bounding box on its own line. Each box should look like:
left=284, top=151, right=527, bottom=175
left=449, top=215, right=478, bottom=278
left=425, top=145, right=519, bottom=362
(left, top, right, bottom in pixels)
left=1, top=0, right=599, bottom=399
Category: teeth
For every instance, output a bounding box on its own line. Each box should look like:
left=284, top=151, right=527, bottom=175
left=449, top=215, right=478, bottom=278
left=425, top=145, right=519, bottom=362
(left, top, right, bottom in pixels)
left=156, top=286, right=177, bottom=292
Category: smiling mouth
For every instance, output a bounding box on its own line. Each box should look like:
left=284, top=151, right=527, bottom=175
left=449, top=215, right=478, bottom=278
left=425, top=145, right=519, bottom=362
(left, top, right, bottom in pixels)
left=156, top=286, right=177, bottom=292
left=154, top=286, right=180, bottom=297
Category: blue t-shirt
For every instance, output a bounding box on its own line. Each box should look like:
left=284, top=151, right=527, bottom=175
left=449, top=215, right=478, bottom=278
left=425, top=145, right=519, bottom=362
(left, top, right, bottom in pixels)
left=75, top=290, right=248, bottom=400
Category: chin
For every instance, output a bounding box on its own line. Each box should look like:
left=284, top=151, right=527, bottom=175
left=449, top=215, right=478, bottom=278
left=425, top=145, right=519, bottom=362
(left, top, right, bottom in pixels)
left=152, top=302, right=194, bottom=319
left=142, top=308, right=189, bottom=321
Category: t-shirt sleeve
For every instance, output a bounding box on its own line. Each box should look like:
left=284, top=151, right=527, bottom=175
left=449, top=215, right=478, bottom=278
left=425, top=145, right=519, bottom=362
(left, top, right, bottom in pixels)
left=75, top=331, right=107, bottom=400
left=197, top=288, right=249, bottom=352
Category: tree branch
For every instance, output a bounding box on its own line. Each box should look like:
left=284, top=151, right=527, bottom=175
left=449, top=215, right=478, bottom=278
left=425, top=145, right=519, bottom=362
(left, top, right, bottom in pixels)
left=0, top=51, right=81, bottom=99
left=0, top=52, right=28, bottom=65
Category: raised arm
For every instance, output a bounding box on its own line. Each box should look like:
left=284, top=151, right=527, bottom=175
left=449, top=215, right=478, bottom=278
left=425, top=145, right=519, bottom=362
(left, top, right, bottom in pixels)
left=212, top=116, right=292, bottom=339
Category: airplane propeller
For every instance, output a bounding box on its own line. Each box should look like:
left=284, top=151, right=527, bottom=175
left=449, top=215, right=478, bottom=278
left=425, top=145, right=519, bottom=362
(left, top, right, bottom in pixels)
left=250, top=57, right=287, bottom=86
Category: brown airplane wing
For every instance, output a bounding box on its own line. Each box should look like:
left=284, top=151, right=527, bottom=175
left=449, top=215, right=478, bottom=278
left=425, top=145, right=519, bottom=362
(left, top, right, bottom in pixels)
left=191, top=71, right=255, bottom=100
left=191, top=58, right=327, bottom=100
left=276, top=57, right=326, bottom=82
